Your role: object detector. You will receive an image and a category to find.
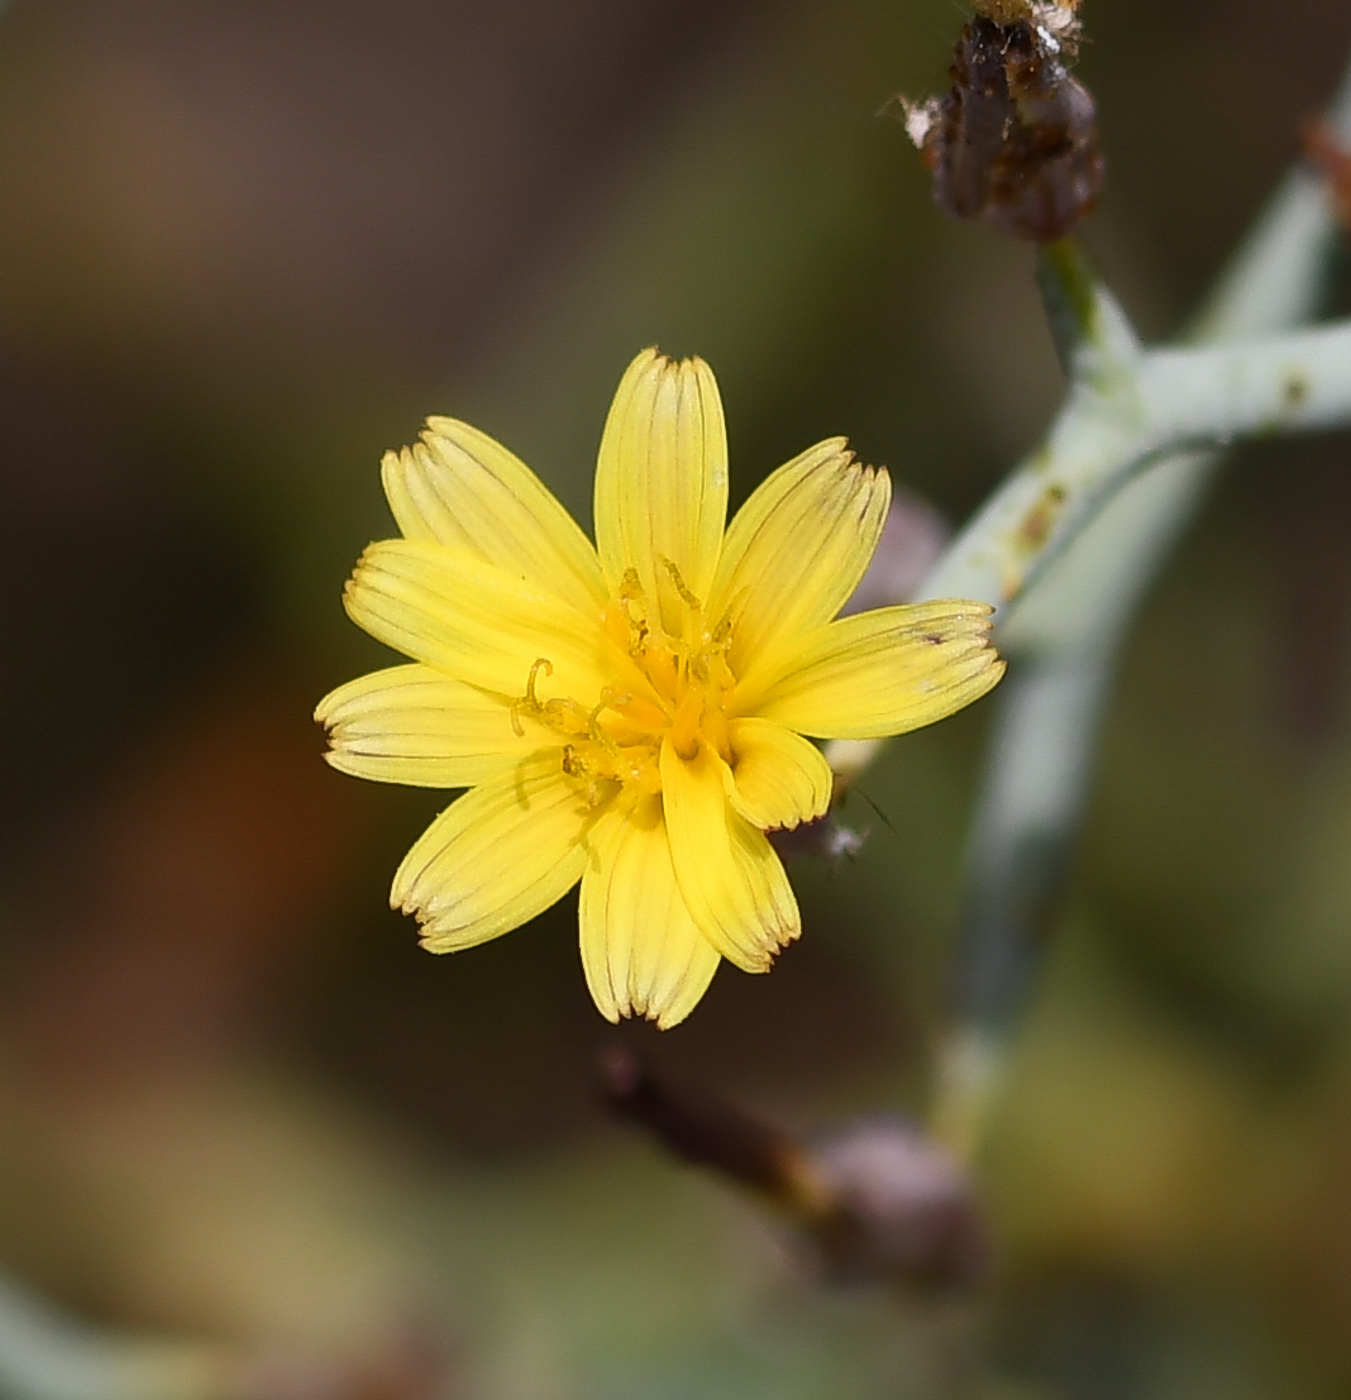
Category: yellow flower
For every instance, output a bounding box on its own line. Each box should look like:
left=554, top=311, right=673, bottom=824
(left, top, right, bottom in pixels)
left=317, top=350, right=1004, bottom=1028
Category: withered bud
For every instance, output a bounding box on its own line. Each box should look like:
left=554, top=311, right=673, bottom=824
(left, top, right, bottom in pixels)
left=900, top=7, right=1102, bottom=242
left=601, top=1052, right=991, bottom=1290
left=811, top=1119, right=991, bottom=1287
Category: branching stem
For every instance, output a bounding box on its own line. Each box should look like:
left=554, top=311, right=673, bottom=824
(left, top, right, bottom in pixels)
left=832, top=50, right=1351, bottom=1161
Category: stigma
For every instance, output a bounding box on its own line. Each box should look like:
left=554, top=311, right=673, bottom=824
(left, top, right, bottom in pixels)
left=514, top=563, right=736, bottom=802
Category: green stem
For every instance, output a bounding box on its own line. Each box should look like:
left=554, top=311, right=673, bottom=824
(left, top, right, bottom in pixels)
left=908, top=51, right=1351, bottom=1157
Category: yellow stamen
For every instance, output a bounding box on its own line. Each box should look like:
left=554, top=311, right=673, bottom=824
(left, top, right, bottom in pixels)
left=526, top=657, right=553, bottom=702
left=509, top=656, right=554, bottom=736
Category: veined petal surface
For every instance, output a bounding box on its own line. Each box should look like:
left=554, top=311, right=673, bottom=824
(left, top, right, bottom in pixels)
left=344, top=538, right=620, bottom=706
left=392, top=751, right=592, bottom=951
left=315, top=663, right=543, bottom=788
left=708, top=439, right=890, bottom=673
left=659, top=740, right=799, bottom=972
left=738, top=601, right=1004, bottom=740
left=594, top=350, right=728, bottom=634
left=382, top=419, right=607, bottom=616
left=725, top=717, right=833, bottom=831
left=579, top=794, right=720, bottom=1029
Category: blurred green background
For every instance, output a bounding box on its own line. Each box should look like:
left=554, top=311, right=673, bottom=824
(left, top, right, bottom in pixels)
left=0, top=0, right=1350, bottom=1396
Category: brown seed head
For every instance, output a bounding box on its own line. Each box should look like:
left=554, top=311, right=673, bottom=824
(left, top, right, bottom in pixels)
left=913, top=11, right=1102, bottom=242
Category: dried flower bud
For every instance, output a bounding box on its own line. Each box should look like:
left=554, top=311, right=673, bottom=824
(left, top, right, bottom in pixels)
left=601, top=1053, right=991, bottom=1290
left=900, top=6, right=1103, bottom=242
left=811, top=1119, right=991, bottom=1288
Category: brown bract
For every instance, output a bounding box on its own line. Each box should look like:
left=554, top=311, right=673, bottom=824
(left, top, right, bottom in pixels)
left=906, top=10, right=1103, bottom=243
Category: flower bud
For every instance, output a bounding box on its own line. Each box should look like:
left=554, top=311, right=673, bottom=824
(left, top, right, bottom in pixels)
left=900, top=4, right=1102, bottom=243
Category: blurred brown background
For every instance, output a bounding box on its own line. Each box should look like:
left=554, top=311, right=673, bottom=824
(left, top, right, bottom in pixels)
left=0, top=1, right=1350, bottom=1397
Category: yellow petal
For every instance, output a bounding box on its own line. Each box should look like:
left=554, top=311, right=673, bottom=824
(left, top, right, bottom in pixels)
left=315, top=663, right=546, bottom=788
left=593, top=349, right=728, bottom=634
left=382, top=419, right=607, bottom=617
left=708, top=439, right=890, bottom=673
left=344, top=538, right=616, bottom=704
left=659, top=739, right=800, bottom=972
left=392, top=751, right=592, bottom=950
left=737, top=601, right=1005, bottom=740
left=725, top=717, right=833, bottom=831
left=579, top=794, right=721, bottom=1029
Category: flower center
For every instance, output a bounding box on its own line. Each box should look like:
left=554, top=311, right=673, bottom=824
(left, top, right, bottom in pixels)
left=512, top=561, right=736, bottom=805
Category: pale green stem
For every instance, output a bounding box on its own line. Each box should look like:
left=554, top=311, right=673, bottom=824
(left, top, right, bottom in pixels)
left=854, top=54, right=1351, bottom=1160
left=830, top=66, right=1351, bottom=791
left=883, top=315, right=1351, bottom=618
